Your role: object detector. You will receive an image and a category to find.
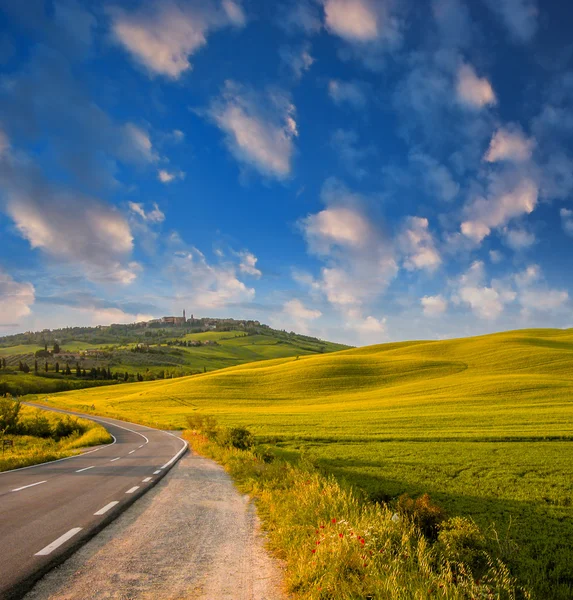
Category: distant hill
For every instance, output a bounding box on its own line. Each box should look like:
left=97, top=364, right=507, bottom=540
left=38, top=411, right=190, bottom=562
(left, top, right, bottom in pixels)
left=0, top=318, right=350, bottom=396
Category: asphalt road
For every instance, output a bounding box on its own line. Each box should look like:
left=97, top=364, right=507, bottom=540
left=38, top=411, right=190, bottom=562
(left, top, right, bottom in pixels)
left=0, top=404, right=188, bottom=600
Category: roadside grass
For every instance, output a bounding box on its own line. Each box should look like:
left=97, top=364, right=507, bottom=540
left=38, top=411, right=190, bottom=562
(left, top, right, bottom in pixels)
left=0, top=405, right=112, bottom=472
left=184, top=430, right=529, bottom=600
left=32, top=328, right=573, bottom=598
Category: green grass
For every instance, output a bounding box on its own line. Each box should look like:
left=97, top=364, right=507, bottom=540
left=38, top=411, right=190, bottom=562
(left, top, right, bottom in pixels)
left=32, top=328, right=573, bottom=599
left=0, top=405, right=112, bottom=472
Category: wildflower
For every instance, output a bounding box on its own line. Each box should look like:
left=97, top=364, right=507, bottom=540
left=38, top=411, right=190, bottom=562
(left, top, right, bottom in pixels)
left=360, top=539, right=365, bottom=545
left=311, top=549, right=316, bottom=554
left=339, top=533, right=344, bottom=538
left=331, top=518, right=336, bottom=524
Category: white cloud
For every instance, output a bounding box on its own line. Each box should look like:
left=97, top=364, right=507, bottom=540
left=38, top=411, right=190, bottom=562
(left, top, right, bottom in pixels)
left=80, top=306, right=154, bottom=326
left=6, top=191, right=138, bottom=285
left=279, top=43, right=314, bottom=80
left=461, top=177, right=538, bottom=243
left=421, top=295, right=448, bottom=316
left=410, top=152, right=459, bottom=202
left=0, top=271, right=35, bottom=322
left=323, top=0, right=400, bottom=44
left=237, top=251, right=262, bottom=278
left=170, top=246, right=255, bottom=309
left=158, top=169, right=185, bottom=183
left=122, top=123, right=157, bottom=163
left=454, top=261, right=514, bottom=319
left=456, top=63, right=497, bottom=109
left=280, top=299, right=322, bottom=334
left=502, top=227, right=536, bottom=250
left=354, top=314, right=386, bottom=334
left=513, top=264, right=568, bottom=313
left=298, top=180, right=398, bottom=319
left=560, top=208, right=573, bottom=236
left=399, top=217, right=441, bottom=272
left=482, top=0, right=537, bottom=43
left=484, top=125, right=534, bottom=163
left=110, top=0, right=245, bottom=79
left=207, top=81, right=297, bottom=179
left=277, top=0, right=322, bottom=34
left=328, top=80, right=367, bottom=109
left=128, top=202, right=165, bottom=224
left=489, top=250, right=504, bottom=263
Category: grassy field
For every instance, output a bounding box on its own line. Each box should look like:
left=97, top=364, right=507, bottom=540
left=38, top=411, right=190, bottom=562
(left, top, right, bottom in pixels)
left=33, top=328, right=573, bottom=599
left=0, top=404, right=112, bottom=472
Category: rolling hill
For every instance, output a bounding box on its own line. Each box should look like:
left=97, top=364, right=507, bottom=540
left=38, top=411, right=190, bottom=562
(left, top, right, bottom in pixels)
left=34, top=328, right=573, bottom=598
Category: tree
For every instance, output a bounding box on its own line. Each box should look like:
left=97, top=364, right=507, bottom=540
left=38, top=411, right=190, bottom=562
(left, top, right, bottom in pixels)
left=65, top=363, right=72, bottom=376
left=55, top=362, right=59, bottom=373
left=45, top=361, right=49, bottom=373
left=34, top=360, right=38, bottom=374
left=124, top=372, right=128, bottom=382
left=0, top=396, right=21, bottom=434
left=76, top=363, right=81, bottom=377
left=53, top=342, right=61, bottom=354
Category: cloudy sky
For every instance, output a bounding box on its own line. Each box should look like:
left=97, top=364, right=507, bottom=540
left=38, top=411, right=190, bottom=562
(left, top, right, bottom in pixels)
left=0, top=0, right=572, bottom=345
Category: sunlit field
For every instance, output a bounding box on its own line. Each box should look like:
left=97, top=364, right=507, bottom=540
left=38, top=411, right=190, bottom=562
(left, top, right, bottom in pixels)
left=35, top=328, right=573, bottom=598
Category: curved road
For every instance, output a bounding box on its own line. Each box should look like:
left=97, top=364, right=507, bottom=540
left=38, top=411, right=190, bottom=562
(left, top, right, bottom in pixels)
left=0, top=404, right=187, bottom=600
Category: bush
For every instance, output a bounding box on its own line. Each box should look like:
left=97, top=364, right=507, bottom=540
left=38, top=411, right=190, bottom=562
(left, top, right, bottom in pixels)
left=52, top=416, right=84, bottom=440
left=0, top=396, right=21, bottom=433
left=396, top=493, right=446, bottom=540
left=437, top=516, right=487, bottom=573
left=23, top=410, right=52, bottom=438
left=186, top=413, right=220, bottom=440
left=218, top=426, right=254, bottom=450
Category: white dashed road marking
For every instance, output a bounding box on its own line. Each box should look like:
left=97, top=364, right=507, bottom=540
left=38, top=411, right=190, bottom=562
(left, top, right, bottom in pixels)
left=11, top=481, right=47, bottom=492
left=94, top=501, right=119, bottom=516
left=76, top=466, right=94, bottom=473
left=35, top=528, right=82, bottom=556
left=110, top=457, right=120, bottom=462
left=126, top=486, right=139, bottom=494
left=153, top=470, right=161, bottom=474
left=142, top=477, right=152, bottom=483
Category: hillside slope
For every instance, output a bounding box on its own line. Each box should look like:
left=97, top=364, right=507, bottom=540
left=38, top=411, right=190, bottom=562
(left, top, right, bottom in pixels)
left=36, top=328, right=573, bottom=599
left=41, top=328, right=573, bottom=437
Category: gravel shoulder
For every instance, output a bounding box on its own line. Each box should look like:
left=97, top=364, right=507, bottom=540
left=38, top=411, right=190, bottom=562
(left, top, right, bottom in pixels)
left=24, top=449, right=287, bottom=600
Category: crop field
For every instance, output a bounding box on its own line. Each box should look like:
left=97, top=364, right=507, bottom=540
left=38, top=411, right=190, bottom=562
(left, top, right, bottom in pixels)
left=34, top=328, right=573, bottom=599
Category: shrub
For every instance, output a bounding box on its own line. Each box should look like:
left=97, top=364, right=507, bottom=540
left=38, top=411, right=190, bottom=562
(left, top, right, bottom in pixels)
left=24, top=410, right=52, bottom=438
left=436, top=516, right=487, bottom=573
left=218, top=426, right=254, bottom=450
left=52, top=416, right=84, bottom=441
left=186, top=413, right=220, bottom=440
left=0, top=396, right=21, bottom=433
left=396, top=493, right=446, bottom=540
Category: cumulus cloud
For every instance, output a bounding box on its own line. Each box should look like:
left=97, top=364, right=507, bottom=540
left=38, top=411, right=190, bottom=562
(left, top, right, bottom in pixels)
left=280, top=299, right=322, bottom=334
left=170, top=246, right=255, bottom=309
left=110, top=0, right=245, bottom=79
left=489, top=250, right=504, bottom=264
left=461, top=176, right=538, bottom=243
left=453, top=261, right=515, bottom=319
left=236, top=251, right=262, bottom=278
left=502, top=227, right=536, bottom=250
left=482, top=0, right=538, bottom=43
left=298, top=179, right=397, bottom=326
left=158, top=168, right=185, bottom=183
left=277, top=0, right=322, bottom=34
left=421, top=294, right=448, bottom=316
left=128, top=202, right=165, bottom=224
left=328, top=80, right=368, bottom=109
left=279, top=43, right=314, bottom=80
left=207, top=81, right=298, bottom=179
left=0, top=270, right=35, bottom=323
left=456, top=64, right=497, bottom=110
left=0, top=153, right=138, bottom=285
left=513, top=264, right=568, bottom=314
left=560, top=208, right=573, bottom=236
left=409, top=152, right=459, bottom=202
left=484, top=125, right=535, bottom=163
left=323, top=0, right=400, bottom=43
left=322, top=0, right=401, bottom=69
left=399, top=217, right=441, bottom=272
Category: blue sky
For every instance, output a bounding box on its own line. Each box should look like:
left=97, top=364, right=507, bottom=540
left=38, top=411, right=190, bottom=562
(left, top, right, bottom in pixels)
left=0, top=0, right=572, bottom=345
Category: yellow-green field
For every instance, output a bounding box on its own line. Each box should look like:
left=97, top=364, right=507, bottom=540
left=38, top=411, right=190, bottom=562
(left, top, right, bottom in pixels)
left=34, top=328, right=573, bottom=599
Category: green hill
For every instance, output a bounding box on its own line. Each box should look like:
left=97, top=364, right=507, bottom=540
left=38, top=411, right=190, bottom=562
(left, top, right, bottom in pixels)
left=36, top=328, right=573, bottom=599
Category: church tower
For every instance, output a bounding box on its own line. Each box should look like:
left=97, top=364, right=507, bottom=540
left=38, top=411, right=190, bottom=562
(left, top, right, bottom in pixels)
left=183, top=309, right=186, bottom=321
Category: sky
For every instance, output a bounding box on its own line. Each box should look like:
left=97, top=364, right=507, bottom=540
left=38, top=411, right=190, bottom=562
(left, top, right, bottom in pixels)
left=0, top=0, right=572, bottom=346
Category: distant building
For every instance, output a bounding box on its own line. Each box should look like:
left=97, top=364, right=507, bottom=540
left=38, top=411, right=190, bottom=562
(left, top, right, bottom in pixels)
left=161, top=310, right=187, bottom=326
